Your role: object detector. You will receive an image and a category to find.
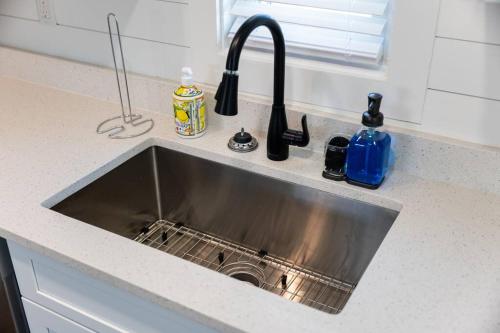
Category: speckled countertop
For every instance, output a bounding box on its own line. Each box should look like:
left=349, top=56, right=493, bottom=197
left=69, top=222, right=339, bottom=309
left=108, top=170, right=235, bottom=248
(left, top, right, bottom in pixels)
left=0, top=72, right=499, bottom=332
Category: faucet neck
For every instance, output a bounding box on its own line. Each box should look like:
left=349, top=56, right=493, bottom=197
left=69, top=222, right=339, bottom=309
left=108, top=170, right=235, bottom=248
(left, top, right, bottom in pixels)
left=225, top=15, right=285, bottom=106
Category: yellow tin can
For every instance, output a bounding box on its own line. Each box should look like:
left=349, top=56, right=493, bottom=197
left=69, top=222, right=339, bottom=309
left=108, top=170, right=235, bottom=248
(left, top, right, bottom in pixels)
left=172, top=68, right=206, bottom=138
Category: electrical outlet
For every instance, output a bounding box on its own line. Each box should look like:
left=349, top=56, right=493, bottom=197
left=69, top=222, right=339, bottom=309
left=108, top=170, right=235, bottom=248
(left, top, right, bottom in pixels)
left=37, top=0, right=56, bottom=24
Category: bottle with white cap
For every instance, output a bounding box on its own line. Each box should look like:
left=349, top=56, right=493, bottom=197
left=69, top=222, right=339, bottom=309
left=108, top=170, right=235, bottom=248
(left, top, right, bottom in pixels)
left=172, top=67, right=206, bottom=138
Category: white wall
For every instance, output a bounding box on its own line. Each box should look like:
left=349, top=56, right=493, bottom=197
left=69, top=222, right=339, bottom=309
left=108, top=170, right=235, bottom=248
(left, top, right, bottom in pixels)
left=421, top=0, right=500, bottom=147
left=0, top=0, right=499, bottom=147
left=0, top=0, right=191, bottom=79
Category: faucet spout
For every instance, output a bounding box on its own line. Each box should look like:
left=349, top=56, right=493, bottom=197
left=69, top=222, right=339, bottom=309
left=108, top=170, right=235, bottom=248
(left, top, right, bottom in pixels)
left=215, top=14, right=309, bottom=161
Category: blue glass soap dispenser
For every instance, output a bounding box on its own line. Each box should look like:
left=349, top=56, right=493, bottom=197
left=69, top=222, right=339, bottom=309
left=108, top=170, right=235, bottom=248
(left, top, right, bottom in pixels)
left=346, top=93, right=391, bottom=189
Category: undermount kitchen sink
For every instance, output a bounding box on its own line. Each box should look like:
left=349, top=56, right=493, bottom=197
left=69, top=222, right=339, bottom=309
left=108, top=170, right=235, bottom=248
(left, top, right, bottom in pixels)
left=50, top=146, right=399, bottom=314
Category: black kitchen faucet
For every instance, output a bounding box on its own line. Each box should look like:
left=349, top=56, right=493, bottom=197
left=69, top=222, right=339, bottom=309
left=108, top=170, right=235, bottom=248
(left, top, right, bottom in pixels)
left=214, top=14, right=309, bottom=161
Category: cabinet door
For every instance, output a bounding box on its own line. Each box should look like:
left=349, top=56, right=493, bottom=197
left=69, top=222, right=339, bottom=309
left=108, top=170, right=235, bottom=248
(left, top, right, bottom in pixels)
left=9, top=241, right=218, bottom=333
left=22, top=298, right=97, bottom=333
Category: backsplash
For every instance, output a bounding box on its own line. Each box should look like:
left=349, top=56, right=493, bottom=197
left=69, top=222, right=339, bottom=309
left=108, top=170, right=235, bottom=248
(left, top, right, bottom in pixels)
left=1, top=47, right=498, bottom=195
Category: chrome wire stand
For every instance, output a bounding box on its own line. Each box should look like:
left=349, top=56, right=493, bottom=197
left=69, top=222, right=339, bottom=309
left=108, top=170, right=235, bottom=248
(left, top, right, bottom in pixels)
left=97, top=13, right=154, bottom=139
left=134, top=219, right=355, bottom=314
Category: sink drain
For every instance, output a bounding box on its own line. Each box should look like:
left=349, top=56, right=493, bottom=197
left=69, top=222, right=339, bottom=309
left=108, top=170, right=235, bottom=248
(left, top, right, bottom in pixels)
left=219, top=261, right=266, bottom=287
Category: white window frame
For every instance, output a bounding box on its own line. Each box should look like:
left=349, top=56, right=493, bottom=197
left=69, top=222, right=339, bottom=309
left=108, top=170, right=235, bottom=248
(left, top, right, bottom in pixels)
left=223, top=0, right=388, bottom=67
left=189, top=0, right=441, bottom=124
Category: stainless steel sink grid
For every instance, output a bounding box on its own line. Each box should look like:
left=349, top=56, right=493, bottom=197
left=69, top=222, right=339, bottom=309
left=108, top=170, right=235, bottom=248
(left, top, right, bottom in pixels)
left=134, top=219, right=354, bottom=314
left=50, top=146, right=399, bottom=314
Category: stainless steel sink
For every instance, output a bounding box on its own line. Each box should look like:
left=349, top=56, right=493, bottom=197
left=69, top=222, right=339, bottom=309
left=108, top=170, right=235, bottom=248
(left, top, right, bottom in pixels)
left=50, top=146, right=399, bottom=314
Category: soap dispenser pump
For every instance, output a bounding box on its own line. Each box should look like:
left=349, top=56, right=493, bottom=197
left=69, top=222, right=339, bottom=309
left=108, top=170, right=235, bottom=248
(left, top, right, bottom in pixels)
left=346, top=93, right=391, bottom=189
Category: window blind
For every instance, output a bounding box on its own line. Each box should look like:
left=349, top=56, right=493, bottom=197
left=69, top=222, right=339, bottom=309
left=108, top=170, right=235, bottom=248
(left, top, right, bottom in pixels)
left=224, top=0, right=389, bottom=66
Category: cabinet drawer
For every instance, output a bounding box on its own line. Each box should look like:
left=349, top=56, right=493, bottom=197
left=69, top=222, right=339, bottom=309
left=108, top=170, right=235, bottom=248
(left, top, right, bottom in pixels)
left=8, top=241, right=217, bottom=333
left=22, top=298, right=97, bottom=333
left=437, top=0, right=500, bottom=45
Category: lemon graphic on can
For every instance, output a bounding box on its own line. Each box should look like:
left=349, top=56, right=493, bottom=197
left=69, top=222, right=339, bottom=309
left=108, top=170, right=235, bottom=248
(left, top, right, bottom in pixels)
left=176, top=109, right=189, bottom=123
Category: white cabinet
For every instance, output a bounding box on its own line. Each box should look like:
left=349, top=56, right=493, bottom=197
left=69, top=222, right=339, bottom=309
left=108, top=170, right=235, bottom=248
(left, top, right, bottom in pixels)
left=22, top=298, right=97, bottom=333
left=8, top=241, right=218, bottom=333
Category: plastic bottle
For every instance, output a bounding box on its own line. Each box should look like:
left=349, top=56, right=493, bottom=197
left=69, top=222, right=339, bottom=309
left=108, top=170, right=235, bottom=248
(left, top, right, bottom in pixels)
left=346, top=93, right=391, bottom=189
left=172, top=67, right=206, bottom=138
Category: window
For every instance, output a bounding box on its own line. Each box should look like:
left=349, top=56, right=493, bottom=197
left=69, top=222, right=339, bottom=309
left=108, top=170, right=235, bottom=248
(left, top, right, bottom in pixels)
left=191, top=1, right=440, bottom=124
left=221, top=0, right=389, bottom=67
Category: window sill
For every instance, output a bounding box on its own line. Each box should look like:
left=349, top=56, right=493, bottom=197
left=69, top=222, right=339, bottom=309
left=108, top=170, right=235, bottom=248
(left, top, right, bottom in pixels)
left=217, top=47, right=388, bottom=82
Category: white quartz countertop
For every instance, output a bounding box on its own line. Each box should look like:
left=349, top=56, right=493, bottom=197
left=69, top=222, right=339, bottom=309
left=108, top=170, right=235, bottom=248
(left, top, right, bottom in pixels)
left=0, top=76, right=499, bottom=333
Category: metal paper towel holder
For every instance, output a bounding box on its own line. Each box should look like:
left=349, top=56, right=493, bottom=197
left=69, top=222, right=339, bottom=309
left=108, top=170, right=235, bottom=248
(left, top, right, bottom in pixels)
left=96, top=13, right=154, bottom=139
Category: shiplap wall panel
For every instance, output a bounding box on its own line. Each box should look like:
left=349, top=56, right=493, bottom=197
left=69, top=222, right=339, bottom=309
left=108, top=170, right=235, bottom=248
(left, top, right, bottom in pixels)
left=437, top=0, right=500, bottom=45
left=54, top=0, right=190, bottom=47
left=424, top=0, right=500, bottom=147
left=0, top=15, right=189, bottom=80
left=423, top=90, right=500, bottom=146
left=428, top=37, right=500, bottom=101
left=0, top=0, right=38, bottom=20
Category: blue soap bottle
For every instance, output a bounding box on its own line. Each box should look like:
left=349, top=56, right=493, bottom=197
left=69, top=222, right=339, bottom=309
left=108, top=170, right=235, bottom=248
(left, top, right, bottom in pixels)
left=346, top=93, right=391, bottom=189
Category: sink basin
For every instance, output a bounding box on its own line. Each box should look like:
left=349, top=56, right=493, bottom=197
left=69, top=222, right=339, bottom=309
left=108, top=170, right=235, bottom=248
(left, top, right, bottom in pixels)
left=50, top=146, right=399, bottom=314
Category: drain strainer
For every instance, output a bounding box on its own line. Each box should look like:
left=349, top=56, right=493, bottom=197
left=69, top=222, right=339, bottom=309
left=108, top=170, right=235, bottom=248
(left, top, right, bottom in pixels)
left=219, top=261, right=266, bottom=287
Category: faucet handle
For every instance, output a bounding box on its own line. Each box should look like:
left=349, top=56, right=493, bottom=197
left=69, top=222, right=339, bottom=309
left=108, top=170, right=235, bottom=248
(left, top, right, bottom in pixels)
left=282, top=115, right=310, bottom=147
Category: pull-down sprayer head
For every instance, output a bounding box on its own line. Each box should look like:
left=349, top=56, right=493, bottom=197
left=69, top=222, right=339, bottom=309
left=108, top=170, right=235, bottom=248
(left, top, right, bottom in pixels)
left=214, top=71, right=239, bottom=116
